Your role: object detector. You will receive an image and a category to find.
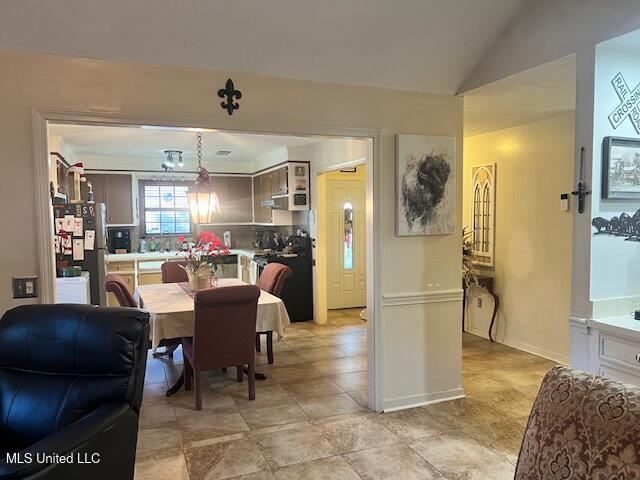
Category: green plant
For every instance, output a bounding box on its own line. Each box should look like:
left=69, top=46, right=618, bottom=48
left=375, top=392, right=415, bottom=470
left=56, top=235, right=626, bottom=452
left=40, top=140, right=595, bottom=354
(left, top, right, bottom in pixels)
left=462, top=227, right=478, bottom=288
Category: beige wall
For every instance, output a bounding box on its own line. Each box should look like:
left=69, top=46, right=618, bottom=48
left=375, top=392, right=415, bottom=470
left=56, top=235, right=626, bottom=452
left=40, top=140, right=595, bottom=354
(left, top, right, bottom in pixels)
left=463, top=114, right=574, bottom=363
left=0, top=50, right=463, bottom=409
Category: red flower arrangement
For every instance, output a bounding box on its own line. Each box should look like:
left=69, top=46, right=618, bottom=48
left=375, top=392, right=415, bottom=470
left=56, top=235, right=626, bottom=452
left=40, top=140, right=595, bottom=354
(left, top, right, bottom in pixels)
left=178, top=231, right=230, bottom=274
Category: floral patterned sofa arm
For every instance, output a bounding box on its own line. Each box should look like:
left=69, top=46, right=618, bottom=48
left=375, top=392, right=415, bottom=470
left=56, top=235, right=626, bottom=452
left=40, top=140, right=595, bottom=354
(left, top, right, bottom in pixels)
left=515, top=365, right=640, bottom=479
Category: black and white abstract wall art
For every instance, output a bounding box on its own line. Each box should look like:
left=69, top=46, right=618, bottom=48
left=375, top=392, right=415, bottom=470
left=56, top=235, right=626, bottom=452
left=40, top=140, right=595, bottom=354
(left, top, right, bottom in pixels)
left=396, top=134, right=456, bottom=236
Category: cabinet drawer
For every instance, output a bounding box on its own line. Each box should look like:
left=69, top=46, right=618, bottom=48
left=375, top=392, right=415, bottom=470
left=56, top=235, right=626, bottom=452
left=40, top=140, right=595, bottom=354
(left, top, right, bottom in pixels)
left=600, top=333, right=640, bottom=369
left=138, top=272, right=163, bottom=285
left=599, top=364, right=640, bottom=387
left=108, top=261, right=135, bottom=272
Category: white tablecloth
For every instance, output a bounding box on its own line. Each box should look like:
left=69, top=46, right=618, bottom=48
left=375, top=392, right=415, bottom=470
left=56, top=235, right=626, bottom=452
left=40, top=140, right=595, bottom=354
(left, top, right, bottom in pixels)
left=134, top=278, right=291, bottom=348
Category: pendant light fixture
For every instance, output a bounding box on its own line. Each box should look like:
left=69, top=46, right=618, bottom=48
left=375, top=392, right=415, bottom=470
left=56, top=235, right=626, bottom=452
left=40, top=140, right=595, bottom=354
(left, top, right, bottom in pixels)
left=187, top=132, right=220, bottom=224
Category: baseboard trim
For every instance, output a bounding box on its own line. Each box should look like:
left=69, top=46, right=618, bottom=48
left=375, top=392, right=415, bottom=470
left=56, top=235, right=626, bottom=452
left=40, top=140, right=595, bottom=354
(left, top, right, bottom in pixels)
left=383, top=388, right=465, bottom=412
left=465, top=327, right=569, bottom=365
left=382, top=289, right=463, bottom=307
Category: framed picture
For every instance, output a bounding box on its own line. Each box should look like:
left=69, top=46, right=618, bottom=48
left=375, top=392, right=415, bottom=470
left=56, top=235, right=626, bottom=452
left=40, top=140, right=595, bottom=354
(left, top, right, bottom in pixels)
left=396, top=134, right=456, bottom=236
left=470, top=164, right=496, bottom=267
left=602, top=136, right=640, bottom=199
left=294, top=166, right=306, bottom=177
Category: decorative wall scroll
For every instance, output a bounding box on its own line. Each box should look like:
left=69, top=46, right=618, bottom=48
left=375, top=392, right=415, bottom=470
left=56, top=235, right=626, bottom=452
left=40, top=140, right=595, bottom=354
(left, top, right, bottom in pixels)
left=470, top=164, right=496, bottom=267
left=396, top=134, right=455, bottom=236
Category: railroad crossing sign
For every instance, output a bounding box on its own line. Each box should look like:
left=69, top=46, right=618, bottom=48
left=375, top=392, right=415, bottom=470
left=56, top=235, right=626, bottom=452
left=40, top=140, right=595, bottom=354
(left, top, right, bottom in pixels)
left=608, top=72, right=640, bottom=134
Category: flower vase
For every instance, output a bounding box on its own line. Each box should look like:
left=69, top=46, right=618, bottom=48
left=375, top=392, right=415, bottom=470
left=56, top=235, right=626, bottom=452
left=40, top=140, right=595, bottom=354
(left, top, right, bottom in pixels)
left=185, top=268, right=212, bottom=292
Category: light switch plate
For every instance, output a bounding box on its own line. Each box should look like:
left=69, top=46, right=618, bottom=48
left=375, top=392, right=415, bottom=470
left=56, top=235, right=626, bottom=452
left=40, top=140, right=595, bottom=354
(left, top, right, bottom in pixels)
left=12, top=276, right=38, bottom=299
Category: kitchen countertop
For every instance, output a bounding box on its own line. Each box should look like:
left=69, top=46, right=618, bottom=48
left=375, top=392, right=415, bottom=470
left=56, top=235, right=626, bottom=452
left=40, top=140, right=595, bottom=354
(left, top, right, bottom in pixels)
left=107, top=249, right=259, bottom=262
left=589, top=314, right=640, bottom=341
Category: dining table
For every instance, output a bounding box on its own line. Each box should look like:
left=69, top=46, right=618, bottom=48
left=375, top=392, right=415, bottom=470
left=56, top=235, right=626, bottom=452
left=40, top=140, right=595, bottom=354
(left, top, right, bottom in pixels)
left=134, top=278, right=291, bottom=396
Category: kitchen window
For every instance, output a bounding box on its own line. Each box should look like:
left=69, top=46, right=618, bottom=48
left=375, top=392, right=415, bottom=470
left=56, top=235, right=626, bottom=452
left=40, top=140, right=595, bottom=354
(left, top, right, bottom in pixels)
left=140, top=181, right=192, bottom=235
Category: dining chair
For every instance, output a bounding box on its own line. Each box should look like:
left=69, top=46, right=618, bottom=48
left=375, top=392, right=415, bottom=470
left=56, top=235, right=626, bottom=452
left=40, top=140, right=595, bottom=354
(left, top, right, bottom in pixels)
left=161, top=260, right=189, bottom=284
left=182, top=285, right=260, bottom=410
left=104, top=273, right=137, bottom=307
left=156, top=261, right=189, bottom=358
left=255, top=263, right=293, bottom=364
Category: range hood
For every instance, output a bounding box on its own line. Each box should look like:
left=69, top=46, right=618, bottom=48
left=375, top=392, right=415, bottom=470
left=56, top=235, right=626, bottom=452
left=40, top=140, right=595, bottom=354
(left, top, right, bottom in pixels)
left=261, top=196, right=289, bottom=210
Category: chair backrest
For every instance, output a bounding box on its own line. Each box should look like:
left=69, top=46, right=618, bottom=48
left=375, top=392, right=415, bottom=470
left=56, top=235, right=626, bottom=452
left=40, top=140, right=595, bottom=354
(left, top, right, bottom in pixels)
left=0, top=304, right=149, bottom=450
left=515, top=366, right=640, bottom=478
left=161, top=261, right=189, bottom=283
left=256, top=263, right=293, bottom=297
left=104, top=273, right=137, bottom=307
left=193, top=285, right=260, bottom=368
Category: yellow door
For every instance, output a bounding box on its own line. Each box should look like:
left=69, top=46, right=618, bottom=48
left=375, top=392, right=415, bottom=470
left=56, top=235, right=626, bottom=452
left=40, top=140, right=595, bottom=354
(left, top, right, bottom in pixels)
left=326, top=176, right=366, bottom=309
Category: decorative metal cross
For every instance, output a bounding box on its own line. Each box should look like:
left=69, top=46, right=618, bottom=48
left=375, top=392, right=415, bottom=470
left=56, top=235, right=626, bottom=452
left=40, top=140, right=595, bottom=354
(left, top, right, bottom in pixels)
left=608, top=72, right=640, bottom=134
left=218, top=79, right=242, bottom=116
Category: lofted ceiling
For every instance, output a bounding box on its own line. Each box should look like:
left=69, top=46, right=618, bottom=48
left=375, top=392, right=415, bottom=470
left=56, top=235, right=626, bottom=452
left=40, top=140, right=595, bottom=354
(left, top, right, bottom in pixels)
left=0, top=0, right=524, bottom=94
left=49, top=124, right=324, bottom=172
left=463, top=55, right=576, bottom=137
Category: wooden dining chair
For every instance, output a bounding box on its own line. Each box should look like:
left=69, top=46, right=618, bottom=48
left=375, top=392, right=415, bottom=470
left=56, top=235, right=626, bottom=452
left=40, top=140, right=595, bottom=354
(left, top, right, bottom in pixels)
left=156, top=261, right=188, bottom=358
left=104, top=273, right=137, bottom=307
left=182, top=285, right=260, bottom=410
left=161, top=261, right=189, bottom=284
left=255, top=263, right=293, bottom=364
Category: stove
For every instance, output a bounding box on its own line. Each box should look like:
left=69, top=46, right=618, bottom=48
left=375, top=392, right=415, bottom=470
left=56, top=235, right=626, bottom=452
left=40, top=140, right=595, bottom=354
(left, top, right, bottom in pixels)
left=255, top=236, right=313, bottom=322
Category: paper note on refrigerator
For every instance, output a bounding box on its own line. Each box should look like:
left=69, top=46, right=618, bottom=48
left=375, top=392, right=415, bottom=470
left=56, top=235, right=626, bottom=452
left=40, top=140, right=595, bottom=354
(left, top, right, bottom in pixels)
left=73, top=239, right=84, bottom=261
left=73, top=217, right=83, bottom=237
left=63, top=215, right=75, bottom=232
left=84, top=230, right=95, bottom=250
left=54, top=218, right=64, bottom=234
left=54, top=236, right=60, bottom=254
left=62, top=236, right=72, bottom=255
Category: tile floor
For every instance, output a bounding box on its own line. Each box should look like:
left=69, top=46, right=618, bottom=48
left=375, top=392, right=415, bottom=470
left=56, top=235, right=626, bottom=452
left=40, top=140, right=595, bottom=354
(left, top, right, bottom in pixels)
left=135, top=309, right=557, bottom=480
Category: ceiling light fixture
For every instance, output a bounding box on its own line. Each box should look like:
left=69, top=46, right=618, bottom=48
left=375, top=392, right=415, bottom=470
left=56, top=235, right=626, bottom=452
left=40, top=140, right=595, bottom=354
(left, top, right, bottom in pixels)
left=187, top=132, right=220, bottom=224
left=162, top=150, right=183, bottom=171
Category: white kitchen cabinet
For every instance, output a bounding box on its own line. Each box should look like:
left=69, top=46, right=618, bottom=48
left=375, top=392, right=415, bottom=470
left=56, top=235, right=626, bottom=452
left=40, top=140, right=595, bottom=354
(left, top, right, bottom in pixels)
left=571, top=315, right=640, bottom=386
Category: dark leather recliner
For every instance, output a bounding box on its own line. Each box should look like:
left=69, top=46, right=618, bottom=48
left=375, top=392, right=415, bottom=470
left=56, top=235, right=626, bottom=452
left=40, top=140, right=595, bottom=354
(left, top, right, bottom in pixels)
left=0, top=304, right=149, bottom=480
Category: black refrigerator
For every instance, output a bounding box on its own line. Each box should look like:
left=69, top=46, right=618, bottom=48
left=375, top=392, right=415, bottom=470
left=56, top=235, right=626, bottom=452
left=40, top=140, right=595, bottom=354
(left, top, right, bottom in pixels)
left=53, top=202, right=107, bottom=306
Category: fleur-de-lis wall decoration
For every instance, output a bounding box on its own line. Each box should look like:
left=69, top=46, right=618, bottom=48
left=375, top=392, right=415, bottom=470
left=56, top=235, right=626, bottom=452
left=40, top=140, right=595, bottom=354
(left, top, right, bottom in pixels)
left=218, top=79, right=242, bottom=115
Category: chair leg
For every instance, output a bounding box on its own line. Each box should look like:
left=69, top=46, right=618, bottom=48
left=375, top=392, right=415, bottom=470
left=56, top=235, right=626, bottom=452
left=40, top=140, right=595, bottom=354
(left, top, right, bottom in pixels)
left=266, top=331, right=274, bottom=364
left=194, top=367, right=202, bottom=411
left=236, top=365, right=243, bottom=383
left=184, top=359, right=193, bottom=391
left=248, top=360, right=256, bottom=401
left=255, top=333, right=261, bottom=352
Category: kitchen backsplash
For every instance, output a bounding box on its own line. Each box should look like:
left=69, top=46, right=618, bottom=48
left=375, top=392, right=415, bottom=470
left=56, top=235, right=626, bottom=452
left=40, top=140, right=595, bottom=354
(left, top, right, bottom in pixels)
left=114, top=213, right=310, bottom=253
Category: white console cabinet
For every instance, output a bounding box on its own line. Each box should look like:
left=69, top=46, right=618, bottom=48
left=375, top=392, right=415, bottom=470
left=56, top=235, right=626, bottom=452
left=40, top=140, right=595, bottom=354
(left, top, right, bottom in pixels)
left=571, top=315, right=640, bottom=386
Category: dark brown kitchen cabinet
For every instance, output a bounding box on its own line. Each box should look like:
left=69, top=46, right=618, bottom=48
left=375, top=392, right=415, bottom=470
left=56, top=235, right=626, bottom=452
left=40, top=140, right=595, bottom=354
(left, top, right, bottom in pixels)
left=81, top=174, right=133, bottom=225
left=226, top=176, right=253, bottom=223
left=212, top=176, right=252, bottom=223
left=252, top=173, right=272, bottom=223
left=81, top=174, right=104, bottom=203
left=106, top=175, right=134, bottom=224
left=212, top=176, right=229, bottom=222
left=272, top=166, right=288, bottom=196
left=252, top=174, right=262, bottom=223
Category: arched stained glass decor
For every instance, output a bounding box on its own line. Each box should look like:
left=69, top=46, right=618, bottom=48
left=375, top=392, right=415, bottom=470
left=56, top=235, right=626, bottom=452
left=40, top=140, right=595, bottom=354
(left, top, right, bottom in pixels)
left=343, top=202, right=353, bottom=270
left=470, top=164, right=496, bottom=267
